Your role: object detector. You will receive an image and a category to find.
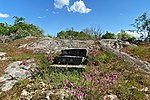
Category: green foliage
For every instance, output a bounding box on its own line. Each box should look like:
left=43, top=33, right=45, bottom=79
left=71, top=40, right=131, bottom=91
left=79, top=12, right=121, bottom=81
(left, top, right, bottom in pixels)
left=33, top=53, right=80, bottom=88
left=0, top=23, right=10, bottom=36
left=117, top=30, right=131, bottom=41
left=101, top=31, right=116, bottom=39
left=117, top=30, right=136, bottom=43
left=131, top=12, right=150, bottom=42
left=127, top=37, right=136, bottom=43
left=0, top=16, right=44, bottom=40
left=57, top=28, right=94, bottom=40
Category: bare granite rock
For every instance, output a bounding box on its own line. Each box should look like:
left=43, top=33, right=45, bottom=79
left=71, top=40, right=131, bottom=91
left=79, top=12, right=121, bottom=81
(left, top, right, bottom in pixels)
left=100, top=42, right=150, bottom=73
left=99, top=39, right=130, bottom=50
left=0, top=59, right=37, bottom=91
left=26, top=37, right=94, bottom=54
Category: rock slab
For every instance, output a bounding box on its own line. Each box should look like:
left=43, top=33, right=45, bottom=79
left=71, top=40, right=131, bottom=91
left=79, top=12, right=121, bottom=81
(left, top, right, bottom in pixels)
left=0, top=59, right=36, bottom=91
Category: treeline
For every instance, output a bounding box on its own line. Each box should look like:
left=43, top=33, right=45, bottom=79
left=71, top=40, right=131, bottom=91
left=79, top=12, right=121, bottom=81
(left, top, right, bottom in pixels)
left=0, top=16, right=44, bottom=40
left=1, top=12, right=149, bottom=43
left=56, top=12, right=150, bottom=43
left=56, top=27, right=136, bottom=43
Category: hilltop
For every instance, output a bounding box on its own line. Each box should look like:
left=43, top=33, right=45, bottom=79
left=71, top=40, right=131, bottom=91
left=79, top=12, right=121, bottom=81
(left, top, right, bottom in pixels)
left=0, top=37, right=149, bottom=100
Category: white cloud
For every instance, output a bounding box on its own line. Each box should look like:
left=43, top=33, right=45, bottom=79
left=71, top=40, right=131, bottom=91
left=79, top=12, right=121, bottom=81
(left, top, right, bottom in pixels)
left=54, top=0, right=69, bottom=9
left=67, top=0, right=91, bottom=14
left=0, top=13, right=9, bottom=18
left=125, top=31, right=141, bottom=38
left=37, top=16, right=46, bottom=19
left=117, top=31, right=148, bottom=39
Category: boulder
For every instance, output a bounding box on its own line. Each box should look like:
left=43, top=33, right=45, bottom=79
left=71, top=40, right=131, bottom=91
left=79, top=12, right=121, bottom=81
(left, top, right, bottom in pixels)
left=99, top=39, right=130, bottom=50
left=0, top=59, right=36, bottom=91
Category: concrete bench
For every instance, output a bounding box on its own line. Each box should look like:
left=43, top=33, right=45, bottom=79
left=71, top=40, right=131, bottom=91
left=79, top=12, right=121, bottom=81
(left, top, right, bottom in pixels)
left=51, top=48, right=88, bottom=68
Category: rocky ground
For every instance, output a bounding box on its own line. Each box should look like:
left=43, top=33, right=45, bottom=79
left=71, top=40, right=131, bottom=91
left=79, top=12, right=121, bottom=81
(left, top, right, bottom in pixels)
left=0, top=37, right=150, bottom=99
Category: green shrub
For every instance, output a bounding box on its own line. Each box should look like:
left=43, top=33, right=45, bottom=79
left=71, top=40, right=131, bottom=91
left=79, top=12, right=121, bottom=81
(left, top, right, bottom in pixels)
left=0, top=16, right=44, bottom=40
left=57, top=28, right=94, bottom=40
left=102, top=32, right=116, bottom=39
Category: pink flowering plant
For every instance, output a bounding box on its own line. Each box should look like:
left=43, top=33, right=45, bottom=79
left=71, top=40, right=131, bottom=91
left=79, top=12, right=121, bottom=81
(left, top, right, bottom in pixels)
left=47, top=54, right=53, bottom=62
left=64, top=66, right=118, bottom=99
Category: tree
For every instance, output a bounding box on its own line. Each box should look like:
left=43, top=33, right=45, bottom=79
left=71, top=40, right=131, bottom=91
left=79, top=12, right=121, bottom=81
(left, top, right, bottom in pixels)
left=117, top=30, right=136, bottom=43
left=117, top=30, right=130, bottom=41
left=131, top=12, right=150, bottom=42
left=13, top=16, right=25, bottom=25
left=101, top=31, right=115, bottom=39
left=0, top=16, right=44, bottom=40
left=0, top=23, right=9, bottom=36
left=83, top=25, right=103, bottom=40
left=57, top=28, right=94, bottom=40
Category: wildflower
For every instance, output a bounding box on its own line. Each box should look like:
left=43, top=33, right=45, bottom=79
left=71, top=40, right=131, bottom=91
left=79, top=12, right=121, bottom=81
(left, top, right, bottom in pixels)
left=94, top=79, right=100, bottom=84
left=65, top=80, right=69, bottom=84
left=100, top=74, right=107, bottom=79
left=84, top=74, right=91, bottom=85
left=47, top=55, right=53, bottom=62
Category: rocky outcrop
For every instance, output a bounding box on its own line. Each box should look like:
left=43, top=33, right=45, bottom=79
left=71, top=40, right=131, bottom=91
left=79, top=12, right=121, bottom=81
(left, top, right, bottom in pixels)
left=99, top=40, right=150, bottom=73
left=0, top=59, right=36, bottom=91
left=26, top=38, right=94, bottom=53
left=99, top=39, right=130, bottom=50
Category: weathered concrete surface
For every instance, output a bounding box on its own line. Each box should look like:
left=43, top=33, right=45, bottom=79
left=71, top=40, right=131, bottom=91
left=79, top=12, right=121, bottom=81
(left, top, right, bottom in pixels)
left=0, top=59, right=36, bottom=91
left=100, top=42, right=150, bottom=73
left=50, top=65, right=86, bottom=68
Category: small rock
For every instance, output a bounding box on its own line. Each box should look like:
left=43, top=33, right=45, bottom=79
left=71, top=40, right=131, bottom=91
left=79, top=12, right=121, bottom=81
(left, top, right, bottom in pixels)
left=47, top=89, right=69, bottom=100
left=104, top=94, right=118, bottom=100
left=0, top=57, right=8, bottom=60
left=0, top=52, right=6, bottom=56
left=139, top=87, right=149, bottom=92
left=18, top=44, right=27, bottom=48
left=1, top=80, right=18, bottom=91
left=40, top=81, right=46, bottom=87
left=26, top=84, right=32, bottom=88
left=20, top=89, right=28, bottom=97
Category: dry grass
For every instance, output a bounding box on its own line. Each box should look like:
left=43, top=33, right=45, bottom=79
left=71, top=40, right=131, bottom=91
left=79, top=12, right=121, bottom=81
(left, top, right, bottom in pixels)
left=121, top=43, right=150, bottom=63
left=0, top=38, right=37, bottom=75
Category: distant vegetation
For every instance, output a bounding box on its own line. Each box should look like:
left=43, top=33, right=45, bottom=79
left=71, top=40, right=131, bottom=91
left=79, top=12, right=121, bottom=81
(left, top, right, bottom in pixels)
left=56, top=27, right=137, bottom=43
left=117, top=30, right=136, bottom=43
left=101, top=31, right=115, bottom=39
left=1, top=12, right=150, bottom=44
left=57, top=25, right=103, bottom=40
left=0, top=16, right=44, bottom=40
left=57, top=28, right=94, bottom=40
left=131, top=12, right=150, bottom=42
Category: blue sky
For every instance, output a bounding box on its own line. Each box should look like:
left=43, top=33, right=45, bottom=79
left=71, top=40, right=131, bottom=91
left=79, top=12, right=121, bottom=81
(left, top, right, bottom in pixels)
left=0, top=0, right=150, bottom=36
